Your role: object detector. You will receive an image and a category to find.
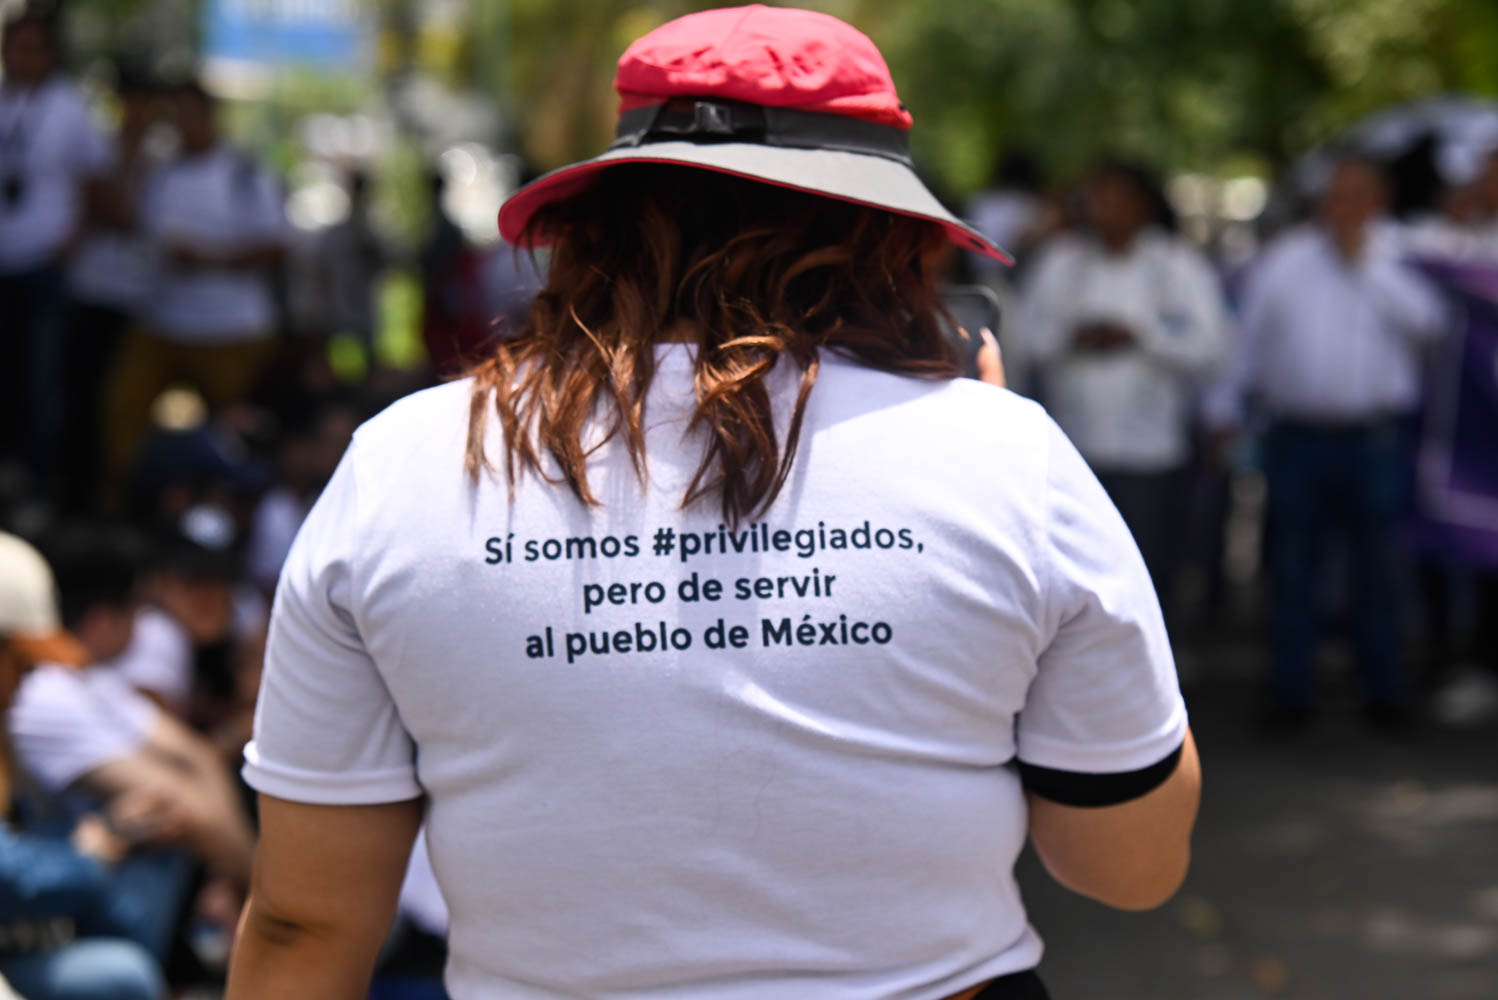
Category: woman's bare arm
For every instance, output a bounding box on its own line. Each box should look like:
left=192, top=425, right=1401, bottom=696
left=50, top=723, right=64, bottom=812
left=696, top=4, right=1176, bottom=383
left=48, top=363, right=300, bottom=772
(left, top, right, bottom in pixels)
left=226, top=795, right=423, bottom=1000
left=1026, top=728, right=1201, bottom=911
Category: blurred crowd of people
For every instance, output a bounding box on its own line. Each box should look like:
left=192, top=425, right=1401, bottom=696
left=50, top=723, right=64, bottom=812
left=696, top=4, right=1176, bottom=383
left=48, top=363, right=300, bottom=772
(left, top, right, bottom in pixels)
left=2, top=2, right=1498, bottom=997
left=0, top=10, right=466, bottom=999
left=969, top=146, right=1498, bottom=736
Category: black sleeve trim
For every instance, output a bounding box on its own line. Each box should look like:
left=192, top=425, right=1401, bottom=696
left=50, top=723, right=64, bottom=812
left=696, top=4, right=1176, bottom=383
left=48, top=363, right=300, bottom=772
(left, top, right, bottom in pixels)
left=1017, top=742, right=1184, bottom=808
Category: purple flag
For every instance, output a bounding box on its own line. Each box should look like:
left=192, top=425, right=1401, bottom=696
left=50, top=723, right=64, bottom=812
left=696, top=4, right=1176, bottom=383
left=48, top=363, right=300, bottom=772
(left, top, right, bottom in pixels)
left=1412, top=259, right=1498, bottom=568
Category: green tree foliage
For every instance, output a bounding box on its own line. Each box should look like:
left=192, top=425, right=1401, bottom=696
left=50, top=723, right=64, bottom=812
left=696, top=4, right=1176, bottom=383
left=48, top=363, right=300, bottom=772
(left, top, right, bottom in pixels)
left=59, top=0, right=1498, bottom=192
left=865, top=0, right=1498, bottom=189
left=480, top=0, right=1498, bottom=191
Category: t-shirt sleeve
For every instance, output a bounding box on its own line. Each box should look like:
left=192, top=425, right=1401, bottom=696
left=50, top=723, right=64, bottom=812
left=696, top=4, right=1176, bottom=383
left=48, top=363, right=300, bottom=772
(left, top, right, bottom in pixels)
left=242, top=439, right=421, bottom=805
left=1016, top=418, right=1187, bottom=794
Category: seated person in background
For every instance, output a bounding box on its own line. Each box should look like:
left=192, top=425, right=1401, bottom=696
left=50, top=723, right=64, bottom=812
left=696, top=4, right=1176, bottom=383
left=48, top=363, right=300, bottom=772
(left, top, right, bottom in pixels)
left=8, top=526, right=255, bottom=890
left=118, top=507, right=268, bottom=756
left=246, top=395, right=358, bottom=597
left=115, top=509, right=237, bottom=716
left=0, top=530, right=167, bottom=1000
left=102, top=593, right=192, bottom=719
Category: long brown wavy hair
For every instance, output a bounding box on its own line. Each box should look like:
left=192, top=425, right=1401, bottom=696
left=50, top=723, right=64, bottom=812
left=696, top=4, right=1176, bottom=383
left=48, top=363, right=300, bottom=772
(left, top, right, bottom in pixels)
left=466, top=164, right=960, bottom=525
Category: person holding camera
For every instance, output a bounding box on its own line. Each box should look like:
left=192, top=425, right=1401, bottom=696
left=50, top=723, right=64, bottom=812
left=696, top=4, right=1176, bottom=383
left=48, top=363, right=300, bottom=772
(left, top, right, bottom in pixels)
left=1020, top=161, right=1230, bottom=628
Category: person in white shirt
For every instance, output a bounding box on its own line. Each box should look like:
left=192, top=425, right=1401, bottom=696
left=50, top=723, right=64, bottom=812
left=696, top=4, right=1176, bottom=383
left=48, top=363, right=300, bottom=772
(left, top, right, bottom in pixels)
left=5, top=527, right=256, bottom=888
left=133, top=505, right=269, bottom=741
left=227, top=9, right=1200, bottom=1000
left=103, top=80, right=284, bottom=494
left=965, top=151, right=1060, bottom=397
left=0, top=11, right=109, bottom=496
left=1020, top=160, right=1230, bottom=621
left=966, top=151, right=1057, bottom=281
left=0, top=531, right=170, bottom=1000
left=246, top=396, right=358, bottom=596
left=1474, top=145, right=1498, bottom=232
left=60, top=68, right=163, bottom=513
left=1387, top=156, right=1498, bottom=727
left=1228, top=157, right=1447, bottom=728
left=316, top=170, right=388, bottom=360
left=481, top=242, right=547, bottom=336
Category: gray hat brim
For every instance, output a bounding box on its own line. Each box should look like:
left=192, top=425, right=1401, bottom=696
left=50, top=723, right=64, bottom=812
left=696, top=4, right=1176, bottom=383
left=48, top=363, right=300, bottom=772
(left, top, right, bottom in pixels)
left=498, top=140, right=1011, bottom=264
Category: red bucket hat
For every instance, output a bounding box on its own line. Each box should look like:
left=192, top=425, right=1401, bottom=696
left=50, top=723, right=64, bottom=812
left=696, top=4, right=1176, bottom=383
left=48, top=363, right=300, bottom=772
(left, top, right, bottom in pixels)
left=498, top=4, right=1011, bottom=263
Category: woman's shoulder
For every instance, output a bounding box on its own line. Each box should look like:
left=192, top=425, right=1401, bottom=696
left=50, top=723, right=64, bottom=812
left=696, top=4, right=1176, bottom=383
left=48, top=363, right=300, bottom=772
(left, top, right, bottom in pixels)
left=350, top=378, right=478, bottom=469
left=820, top=354, right=1042, bottom=408
left=813, top=358, right=1055, bottom=458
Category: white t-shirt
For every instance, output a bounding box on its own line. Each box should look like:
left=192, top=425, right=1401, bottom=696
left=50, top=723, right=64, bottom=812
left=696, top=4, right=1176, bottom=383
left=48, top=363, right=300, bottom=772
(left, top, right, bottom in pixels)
left=1398, top=214, right=1498, bottom=262
left=69, top=215, right=159, bottom=310
left=1227, top=224, right=1447, bottom=424
left=1020, top=229, right=1230, bottom=471
left=8, top=664, right=160, bottom=794
left=318, top=212, right=386, bottom=339
left=68, top=136, right=163, bottom=310
left=0, top=78, right=108, bottom=274
left=143, top=144, right=284, bottom=343
left=244, top=348, right=1186, bottom=999
left=108, top=606, right=195, bottom=715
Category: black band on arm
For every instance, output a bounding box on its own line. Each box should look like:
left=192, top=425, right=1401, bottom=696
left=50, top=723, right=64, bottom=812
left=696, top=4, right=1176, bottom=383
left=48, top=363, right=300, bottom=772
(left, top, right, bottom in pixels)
left=1018, top=742, right=1184, bottom=808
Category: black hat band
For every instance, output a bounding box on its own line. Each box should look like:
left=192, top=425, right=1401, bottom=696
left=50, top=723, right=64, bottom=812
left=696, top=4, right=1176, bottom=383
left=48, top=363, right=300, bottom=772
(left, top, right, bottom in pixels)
left=613, top=98, right=913, bottom=166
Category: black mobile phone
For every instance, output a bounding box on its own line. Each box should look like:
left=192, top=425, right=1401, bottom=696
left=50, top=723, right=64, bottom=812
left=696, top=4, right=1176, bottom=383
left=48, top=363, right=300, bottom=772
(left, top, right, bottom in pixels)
left=941, top=284, right=1003, bottom=379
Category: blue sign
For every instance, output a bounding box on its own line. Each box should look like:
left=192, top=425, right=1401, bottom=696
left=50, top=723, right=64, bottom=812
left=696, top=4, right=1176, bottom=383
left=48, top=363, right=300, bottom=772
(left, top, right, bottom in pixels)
left=204, top=0, right=368, bottom=70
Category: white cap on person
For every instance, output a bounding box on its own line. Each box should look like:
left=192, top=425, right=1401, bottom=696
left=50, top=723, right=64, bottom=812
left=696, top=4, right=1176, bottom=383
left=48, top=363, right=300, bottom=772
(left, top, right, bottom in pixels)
left=0, top=532, right=89, bottom=667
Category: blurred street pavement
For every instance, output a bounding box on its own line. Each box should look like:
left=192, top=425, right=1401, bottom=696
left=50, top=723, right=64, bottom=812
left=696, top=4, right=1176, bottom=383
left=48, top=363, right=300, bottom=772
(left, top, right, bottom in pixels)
left=1019, top=657, right=1498, bottom=1000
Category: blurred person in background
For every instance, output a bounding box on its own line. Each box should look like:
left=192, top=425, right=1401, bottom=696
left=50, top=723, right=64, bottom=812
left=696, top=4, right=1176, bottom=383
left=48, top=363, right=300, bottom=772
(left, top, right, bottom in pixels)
left=0, top=531, right=167, bottom=1000
left=967, top=150, right=1058, bottom=279
left=5, top=527, right=200, bottom=969
left=136, top=506, right=267, bottom=744
left=246, top=395, right=358, bottom=597
left=6, top=526, right=255, bottom=892
left=963, top=150, right=1058, bottom=396
left=318, top=169, right=389, bottom=369
left=481, top=160, right=546, bottom=338
left=1473, top=145, right=1498, bottom=236
left=1397, top=143, right=1496, bottom=259
left=1396, top=145, right=1498, bottom=726
left=420, top=167, right=489, bottom=376
left=0, top=9, right=108, bottom=500
left=59, top=66, right=164, bottom=515
left=1227, top=157, right=1447, bottom=730
left=1020, top=160, right=1230, bottom=628
left=106, top=521, right=219, bottom=720
left=479, top=241, right=546, bottom=341
left=121, top=393, right=270, bottom=529
left=104, top=80, right=285, bottom=500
